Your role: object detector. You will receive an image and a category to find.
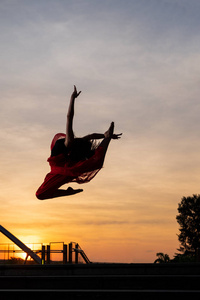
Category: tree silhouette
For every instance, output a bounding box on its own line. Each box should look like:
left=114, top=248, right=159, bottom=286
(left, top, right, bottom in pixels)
left=176, top=194, right=200, bottom=256
left=154, top=252, right=170, bottom=263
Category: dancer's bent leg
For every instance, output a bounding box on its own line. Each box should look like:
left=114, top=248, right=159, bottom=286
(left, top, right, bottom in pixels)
left=36, top=173, right=83, bottom=200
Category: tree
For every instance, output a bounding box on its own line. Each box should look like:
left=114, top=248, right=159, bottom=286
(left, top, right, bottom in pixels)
left=9, top=257, right=24, bottom=264
left=154, top=252, right=170, bottom=263
left=176, top=194, right=200, bottom=256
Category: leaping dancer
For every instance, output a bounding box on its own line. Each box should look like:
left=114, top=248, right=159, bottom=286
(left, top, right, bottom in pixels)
left=36, top=86, right=122, bottom=200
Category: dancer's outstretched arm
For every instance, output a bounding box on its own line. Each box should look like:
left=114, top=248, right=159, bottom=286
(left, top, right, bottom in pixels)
left=65, top=85, right=81, bottom=148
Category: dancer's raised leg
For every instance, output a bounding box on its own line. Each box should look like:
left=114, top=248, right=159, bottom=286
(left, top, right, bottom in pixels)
left=99, top=121, right=114, bottom=152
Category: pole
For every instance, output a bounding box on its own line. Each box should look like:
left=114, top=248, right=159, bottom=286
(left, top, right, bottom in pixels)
left=75, top=243, right=79, bottom=264
left=47, top=245, right=50, bottom=264
left=42, top=245, right=45, bottom=264
left=69, top=242, right=72, bottom=263
left=63, top=244, right=68, bottom=264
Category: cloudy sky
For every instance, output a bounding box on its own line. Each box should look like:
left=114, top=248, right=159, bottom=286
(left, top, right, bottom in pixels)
left=0, top=0, right=200, bottom=263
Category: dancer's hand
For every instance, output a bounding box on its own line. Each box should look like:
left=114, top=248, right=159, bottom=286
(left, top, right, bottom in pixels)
left=71, top=85, right=81, bottom=99
left=112, top=133, right=122, bottom=139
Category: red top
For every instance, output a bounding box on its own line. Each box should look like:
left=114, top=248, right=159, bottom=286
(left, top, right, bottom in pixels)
left=47, top=133, right=105, bottom=183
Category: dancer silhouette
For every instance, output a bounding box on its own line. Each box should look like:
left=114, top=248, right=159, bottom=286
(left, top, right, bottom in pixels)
left=36, top=86, right=122, bottom=200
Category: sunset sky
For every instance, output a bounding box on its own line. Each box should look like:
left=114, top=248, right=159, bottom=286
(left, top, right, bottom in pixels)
left=1, top=0, right=200, bottom=263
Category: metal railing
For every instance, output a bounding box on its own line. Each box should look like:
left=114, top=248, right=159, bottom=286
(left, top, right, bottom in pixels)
left=0, top=242, right=91, bottom=265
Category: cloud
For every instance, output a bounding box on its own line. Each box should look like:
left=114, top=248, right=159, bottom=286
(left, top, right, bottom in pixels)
left=1, top=0, right=200, bottom=263
left=81, top=220, right=129, bottom=226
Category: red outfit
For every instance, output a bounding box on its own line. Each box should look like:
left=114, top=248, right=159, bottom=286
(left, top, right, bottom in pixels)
left=36, top=133, right=106, bottom=200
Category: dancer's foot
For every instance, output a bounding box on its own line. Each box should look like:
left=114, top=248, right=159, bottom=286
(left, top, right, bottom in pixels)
left=66, top=187, right=83, bottom=195
left=104, top=122, right=114, bottom=138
